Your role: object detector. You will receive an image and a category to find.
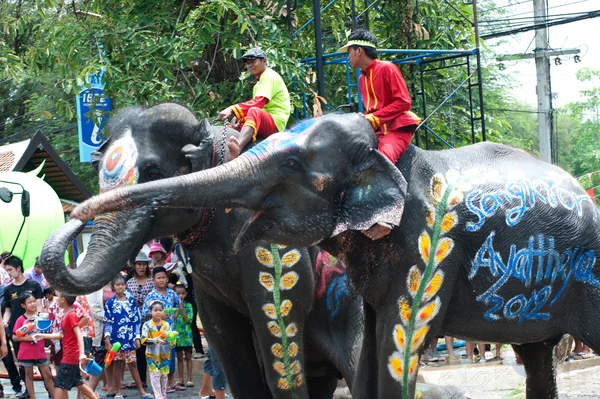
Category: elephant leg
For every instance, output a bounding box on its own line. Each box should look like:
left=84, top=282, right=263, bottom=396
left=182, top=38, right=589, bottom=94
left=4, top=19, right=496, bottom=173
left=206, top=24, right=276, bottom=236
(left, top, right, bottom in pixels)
left=198, top=295, right=271, bottom=399
left=352, top=302, right=378, bottom=399
left=512, top=341, right=559, bottom=399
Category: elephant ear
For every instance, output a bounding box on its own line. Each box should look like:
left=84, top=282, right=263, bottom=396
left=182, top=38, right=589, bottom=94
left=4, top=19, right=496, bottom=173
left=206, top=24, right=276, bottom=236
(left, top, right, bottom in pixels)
left=181, top=119, right=214, bottom=172
left=332, top=149, right=407, bottom=236
left=91, top=136, right=114, bottom=173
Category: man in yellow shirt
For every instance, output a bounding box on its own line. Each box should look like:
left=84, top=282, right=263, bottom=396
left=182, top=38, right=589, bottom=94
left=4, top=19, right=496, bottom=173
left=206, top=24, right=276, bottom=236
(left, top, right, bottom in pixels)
left=218, top=48, right=291, bottom=159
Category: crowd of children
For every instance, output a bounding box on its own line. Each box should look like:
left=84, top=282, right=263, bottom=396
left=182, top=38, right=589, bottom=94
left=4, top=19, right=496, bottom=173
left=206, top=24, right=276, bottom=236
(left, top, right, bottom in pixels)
left=0, top=245, right=229, bottom=399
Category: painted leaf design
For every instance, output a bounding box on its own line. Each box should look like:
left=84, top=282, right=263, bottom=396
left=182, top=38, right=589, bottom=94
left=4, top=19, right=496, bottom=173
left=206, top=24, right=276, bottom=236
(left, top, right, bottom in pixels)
left=271, top=343, right=284, bottom=358
left=290, top=360, right=301, bottom=374
left=286, top=323, right=298, bottom=337
left=387, top=352, right=404, bottom=382
left=281, top=249, right=301, bottom=267
left=393, top=324, right=407, bottom=351
left=399, top=297, right=411, bottom=323
left=440, top=211, right=457, bottom=233
left=447, top=190, right=464, bottom=209
left=430, top=173, right=446, bottom=204
left=425, top=205, right=435, bottom=228
left=424, top=271, right=444, bottom=300
left=262, top=304, right=277, bottom=320
left=255, top=247, right=274, bottom=267
left=273, top=362, right=286, bottom=376
left=418, top=231, right=431, bottom=264
left=259, top=272, right=274, bottom=291
left=280, top=271, right=299, bottom=290
left=268, top=321, right=281, bottom=337
left=288, top=342, right=299, bottom=357
left=434, top=237, right=454, bottom=266
left=277, top=379, right=290, bottom=390
left=416, top=297, right=441, bottom=327
left=408, top=355, right=419, bottom=377
left=411, top=325, right=430, bottom=352
left=294, top=375, right=304, bottom=387
left=280, top=300, right=293, bottom=316
left=276, top=244, right=287, bottom=249
left=408, top=266, right=421, bottom=297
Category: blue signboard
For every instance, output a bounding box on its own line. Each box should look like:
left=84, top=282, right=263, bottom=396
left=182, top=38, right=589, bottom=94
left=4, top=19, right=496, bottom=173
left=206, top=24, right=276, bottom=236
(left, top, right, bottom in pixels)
left=76, top=71, right=111, bottom=162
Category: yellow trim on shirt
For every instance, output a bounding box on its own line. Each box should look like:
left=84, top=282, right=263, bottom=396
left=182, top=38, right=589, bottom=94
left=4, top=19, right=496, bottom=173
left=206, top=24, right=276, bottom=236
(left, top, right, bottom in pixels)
left=369, top=70, right=378, bottom=110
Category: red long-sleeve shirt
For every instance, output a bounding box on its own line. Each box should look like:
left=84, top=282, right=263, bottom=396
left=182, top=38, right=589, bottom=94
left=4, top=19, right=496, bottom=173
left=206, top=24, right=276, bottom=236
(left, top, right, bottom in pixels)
left=359, top=59, right=420, bottom=135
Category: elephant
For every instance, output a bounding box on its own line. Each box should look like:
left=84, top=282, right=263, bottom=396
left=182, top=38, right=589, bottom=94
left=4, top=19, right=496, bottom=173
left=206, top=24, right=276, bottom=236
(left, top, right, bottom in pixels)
left=40, top=104, right=364, bottom=399
left=55, top=111, right=587, bottom=399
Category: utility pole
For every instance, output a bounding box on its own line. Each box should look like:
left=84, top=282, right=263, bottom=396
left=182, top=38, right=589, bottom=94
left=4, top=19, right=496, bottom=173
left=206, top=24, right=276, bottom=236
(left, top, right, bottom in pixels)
left=534, top=0, right=554, bottom=163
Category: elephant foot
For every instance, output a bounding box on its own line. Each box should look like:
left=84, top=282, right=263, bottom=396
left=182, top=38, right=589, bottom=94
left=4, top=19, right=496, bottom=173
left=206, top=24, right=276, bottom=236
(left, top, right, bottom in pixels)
left=228, top=136, right=241, bottom=160
left=361, top=222, right=392, bottom=240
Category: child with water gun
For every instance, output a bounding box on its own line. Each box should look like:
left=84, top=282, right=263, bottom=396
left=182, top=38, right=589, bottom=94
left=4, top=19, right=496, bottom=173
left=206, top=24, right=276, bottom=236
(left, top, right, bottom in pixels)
left=13, top=292, right=55, bottom=399
left=141, top=301, right=172, bottom=399
left=103, top=276, right=151, bottom=399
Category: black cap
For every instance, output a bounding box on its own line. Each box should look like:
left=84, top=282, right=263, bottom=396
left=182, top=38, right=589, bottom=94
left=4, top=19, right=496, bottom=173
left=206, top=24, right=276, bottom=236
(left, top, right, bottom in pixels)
left=241, top=47, right=266, bottom=61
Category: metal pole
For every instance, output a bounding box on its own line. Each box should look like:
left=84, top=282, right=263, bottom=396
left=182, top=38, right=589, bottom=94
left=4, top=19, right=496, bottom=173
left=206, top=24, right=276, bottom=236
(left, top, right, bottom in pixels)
left=351, top=0, right=357, bottom=29
left=534, top=0, right=553, bottom=163
left=364, top=0, right=370, bottom=30
left=419, top=63, right=428, bottom=149
left=472, top=0, right=486, bottom=141
left=314, top=0, right=326, bottom=100
left=466, top=55, right=476, bottom=144
left=410, top=65, right=420, bottom=147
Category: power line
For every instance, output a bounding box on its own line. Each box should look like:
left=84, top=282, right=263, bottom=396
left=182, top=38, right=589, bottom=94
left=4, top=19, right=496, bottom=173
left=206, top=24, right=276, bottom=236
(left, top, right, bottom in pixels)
left=487, top=108, right=543, bottom=114
left=483, top=0, right=531, bottom=14
left=481, top=9, right=600, bottom=40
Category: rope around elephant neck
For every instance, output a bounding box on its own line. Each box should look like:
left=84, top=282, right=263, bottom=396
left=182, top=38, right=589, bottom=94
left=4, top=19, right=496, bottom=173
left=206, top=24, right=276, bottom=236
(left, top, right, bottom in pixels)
left=177, top=124, right=229, bottom=248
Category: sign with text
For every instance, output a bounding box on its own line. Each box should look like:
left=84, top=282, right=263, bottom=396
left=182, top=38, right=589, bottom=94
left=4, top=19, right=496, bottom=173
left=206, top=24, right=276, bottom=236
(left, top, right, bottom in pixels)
left=76, top=71, right=111, bottom=162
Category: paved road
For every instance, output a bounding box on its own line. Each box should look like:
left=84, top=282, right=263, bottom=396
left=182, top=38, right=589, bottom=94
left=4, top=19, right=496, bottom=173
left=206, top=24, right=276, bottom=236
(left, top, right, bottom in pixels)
left=5, top=363, right=600, bottom=398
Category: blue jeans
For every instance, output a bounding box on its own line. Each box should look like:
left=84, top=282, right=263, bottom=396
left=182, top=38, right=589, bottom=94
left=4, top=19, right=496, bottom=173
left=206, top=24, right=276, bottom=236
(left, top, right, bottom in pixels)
left=203, top=347, right=226, bottom=390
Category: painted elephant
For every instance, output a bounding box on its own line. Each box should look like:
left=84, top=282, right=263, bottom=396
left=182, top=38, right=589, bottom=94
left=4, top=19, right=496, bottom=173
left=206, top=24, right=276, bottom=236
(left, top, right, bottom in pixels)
left=40, top=104, right=364, bottom=399
left=53, top=111, right=594, bottom=399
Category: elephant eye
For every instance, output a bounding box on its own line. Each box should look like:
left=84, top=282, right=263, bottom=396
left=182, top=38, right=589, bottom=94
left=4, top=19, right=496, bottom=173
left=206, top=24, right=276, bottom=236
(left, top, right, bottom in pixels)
left=282, top=157, right=301, bottom=170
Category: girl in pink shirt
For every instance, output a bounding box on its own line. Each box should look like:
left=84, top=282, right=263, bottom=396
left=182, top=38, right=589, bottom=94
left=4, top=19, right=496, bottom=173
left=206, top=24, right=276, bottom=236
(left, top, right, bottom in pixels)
left=13, top=292, right=55, bottom=399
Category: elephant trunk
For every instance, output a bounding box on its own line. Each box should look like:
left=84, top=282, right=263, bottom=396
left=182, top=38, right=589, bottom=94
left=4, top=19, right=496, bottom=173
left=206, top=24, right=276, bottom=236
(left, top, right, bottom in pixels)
left=70, top=155, right=265, bottom=223
left=41, top=210, right=150, bottom=295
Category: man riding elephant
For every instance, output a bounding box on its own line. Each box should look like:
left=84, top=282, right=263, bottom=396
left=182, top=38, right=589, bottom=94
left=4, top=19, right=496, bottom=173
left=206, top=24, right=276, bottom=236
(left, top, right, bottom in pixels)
left=338, top=29, right=420, bottom=241
left=218, top=47, right=291, bottom=159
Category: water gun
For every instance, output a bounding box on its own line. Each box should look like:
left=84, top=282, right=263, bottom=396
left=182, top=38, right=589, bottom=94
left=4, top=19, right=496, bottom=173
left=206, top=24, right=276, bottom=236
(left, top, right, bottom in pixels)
left=15, top=321, right=35, bottom=338
left=104, top=342, right=121, bottom=368
left=166, top=331, right=178, bottom=345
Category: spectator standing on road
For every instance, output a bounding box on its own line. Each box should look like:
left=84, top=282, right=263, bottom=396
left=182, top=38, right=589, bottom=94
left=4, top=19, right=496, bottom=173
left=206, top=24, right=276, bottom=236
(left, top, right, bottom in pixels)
left=126, top=252, right=155, bottom=388
left=0, top=253, right=19, bottom=398
left=142, top=267, right=180, bottom=393
left=141, top=301, right=172, bottom=399
left=218, top=47, right=291, bottom=159
left=2, top=255, right=43, bottom=399
left=173, top=284, right=194, bottom=389
left=12, top=292, right=55, bottom=399
left=23, top=257, right=47, bottom=290
left=104, top=276, right=150, bottom=399
left=32, top=292, right=97, bottom=399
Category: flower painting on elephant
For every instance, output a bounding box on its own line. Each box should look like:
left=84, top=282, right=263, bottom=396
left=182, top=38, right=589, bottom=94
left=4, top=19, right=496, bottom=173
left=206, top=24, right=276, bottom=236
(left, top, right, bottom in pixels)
left=256, top=245, right=304, bottom=392
left=388, top=170, right=466, bottom=397
left=99, top=129, right=139, bottom=193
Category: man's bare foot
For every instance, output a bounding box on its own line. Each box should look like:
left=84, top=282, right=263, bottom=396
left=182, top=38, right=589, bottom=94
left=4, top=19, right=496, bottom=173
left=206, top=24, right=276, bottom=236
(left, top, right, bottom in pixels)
left=361, top=223, right=392, bottom=240
left=228, top=136, right=240, bottom=160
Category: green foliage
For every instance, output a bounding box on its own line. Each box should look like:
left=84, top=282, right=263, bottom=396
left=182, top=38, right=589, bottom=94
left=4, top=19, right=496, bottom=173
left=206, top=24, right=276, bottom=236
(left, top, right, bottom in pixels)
left=4, top=0, right=589, bottom=198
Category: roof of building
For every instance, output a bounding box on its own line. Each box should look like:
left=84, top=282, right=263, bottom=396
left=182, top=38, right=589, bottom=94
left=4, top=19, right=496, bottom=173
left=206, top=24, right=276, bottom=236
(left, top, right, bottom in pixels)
left=0, top=132, right=92, bottom=203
